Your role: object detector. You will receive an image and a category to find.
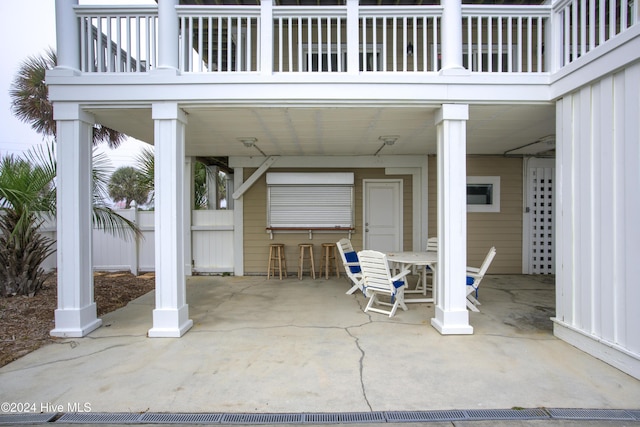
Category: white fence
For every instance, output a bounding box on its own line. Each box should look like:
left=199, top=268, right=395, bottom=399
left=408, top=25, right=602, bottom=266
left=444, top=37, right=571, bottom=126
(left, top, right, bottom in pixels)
left=39, top=209, right=234, bottom=274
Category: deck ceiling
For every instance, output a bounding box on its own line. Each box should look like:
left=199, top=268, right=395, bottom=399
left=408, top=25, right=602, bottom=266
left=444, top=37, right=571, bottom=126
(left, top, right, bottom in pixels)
left=89, top=104, right=556, bottom=158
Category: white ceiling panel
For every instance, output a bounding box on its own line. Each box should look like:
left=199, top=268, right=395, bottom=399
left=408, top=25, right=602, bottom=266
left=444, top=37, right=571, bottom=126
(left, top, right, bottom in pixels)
left=88, top=103, right=555, bottom=159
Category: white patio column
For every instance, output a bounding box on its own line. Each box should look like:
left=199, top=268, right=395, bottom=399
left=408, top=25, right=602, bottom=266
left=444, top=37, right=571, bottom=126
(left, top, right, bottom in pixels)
left=440, top=0, right=467, bottom=75
left=149, top=103, right=193, bottom=338
left=54, top=0, right=80, bottom=73
left=431, top=104, right=473, bottom=335
left=260, top=0, right=273, bottom=74
left=156, top=0, right=179, bottom=73
left=346, top=0, right=359, bottom=75
left=51, top=103, right=101, bottom=337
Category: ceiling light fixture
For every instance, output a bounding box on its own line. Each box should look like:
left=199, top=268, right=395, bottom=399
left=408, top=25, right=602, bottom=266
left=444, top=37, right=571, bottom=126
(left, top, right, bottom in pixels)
left=238, top=137, right=257, bottom=148
left=379, top=136, right=399, bottom=146
left=374, top=136, right=399, bottom=156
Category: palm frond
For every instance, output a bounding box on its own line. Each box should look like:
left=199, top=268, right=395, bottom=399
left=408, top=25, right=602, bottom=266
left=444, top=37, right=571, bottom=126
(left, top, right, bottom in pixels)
left=9, top=48, right=56, bottom=137
left=9, top=48, right=127, bottom=147
left=91, top=147, right=114, bottom=205
left=92, top=205, right=143, bottom=241
left=135, top=147, right=155, bottom=204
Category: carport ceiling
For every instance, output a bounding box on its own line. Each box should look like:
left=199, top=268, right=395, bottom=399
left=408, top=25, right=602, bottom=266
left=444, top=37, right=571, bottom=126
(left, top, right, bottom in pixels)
left=90, top=104, right=555, bottom=158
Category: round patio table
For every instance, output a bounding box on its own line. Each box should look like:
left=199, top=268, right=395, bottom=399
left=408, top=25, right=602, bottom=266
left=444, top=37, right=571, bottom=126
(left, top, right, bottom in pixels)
left=386, top=251, right=437, bottom=303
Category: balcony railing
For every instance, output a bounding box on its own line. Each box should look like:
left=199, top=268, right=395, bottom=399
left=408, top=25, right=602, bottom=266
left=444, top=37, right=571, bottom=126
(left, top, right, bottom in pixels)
left=73, top=1, right=637, bottom=75
left=77, top=6, right=158, bottom=73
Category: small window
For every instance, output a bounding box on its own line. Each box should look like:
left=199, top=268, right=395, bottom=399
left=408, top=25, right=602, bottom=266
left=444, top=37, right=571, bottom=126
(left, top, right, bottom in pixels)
left=467, top=176, right=500, bottom=212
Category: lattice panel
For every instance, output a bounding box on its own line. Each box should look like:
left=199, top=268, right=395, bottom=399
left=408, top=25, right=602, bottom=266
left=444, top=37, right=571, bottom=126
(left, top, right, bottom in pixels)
left=529, top=166, right=555, bottom=274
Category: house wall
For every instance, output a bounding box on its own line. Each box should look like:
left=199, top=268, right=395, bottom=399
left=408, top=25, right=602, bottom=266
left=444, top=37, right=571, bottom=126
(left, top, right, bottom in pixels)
left=554, top=62, right=640, bottom=380
left=428, top=155, right=524, bottom=274
left=242, top=167, right=413, bottom=275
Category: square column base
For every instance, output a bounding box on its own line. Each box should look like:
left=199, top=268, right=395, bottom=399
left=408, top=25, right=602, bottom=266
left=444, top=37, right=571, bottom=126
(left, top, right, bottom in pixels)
left=148, top=305, right=193, bottom=338
left=431, top=306, right=473, bottom=335
left=51, top=304, right=102, bottom=337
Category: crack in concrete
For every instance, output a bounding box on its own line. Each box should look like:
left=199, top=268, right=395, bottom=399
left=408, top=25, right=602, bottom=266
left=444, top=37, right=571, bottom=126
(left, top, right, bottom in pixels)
left=345, top=327, right=373, bottom=412
left=0, top=341, right=138, bottom=373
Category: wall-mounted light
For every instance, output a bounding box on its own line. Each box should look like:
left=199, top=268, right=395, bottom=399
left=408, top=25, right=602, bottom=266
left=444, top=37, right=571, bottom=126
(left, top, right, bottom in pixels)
left=407, top=42, right=414, bottom=56
left=237, top=137, right=257, bottom=148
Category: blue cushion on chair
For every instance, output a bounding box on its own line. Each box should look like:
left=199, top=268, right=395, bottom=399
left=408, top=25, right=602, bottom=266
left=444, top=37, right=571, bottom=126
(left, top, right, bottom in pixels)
left=344, top=251, right=361, bottom=273
left=466, top=276, right=475, bottom=285
left=393, top=280, right=405, bottom=289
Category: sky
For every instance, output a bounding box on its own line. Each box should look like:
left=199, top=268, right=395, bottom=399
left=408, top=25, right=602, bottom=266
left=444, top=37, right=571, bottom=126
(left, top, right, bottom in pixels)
left=0, top=0, right=154, bottom=171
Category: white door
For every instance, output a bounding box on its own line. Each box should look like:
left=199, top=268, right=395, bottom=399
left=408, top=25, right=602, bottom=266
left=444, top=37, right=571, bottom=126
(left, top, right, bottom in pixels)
left=523, top=158, right=555, bottom=274
left=363, top=180, right=402, bottom=252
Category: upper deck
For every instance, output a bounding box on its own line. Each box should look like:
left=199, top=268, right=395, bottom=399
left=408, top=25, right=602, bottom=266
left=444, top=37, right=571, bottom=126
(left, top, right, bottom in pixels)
left=58, top=0, right=636, bottom=78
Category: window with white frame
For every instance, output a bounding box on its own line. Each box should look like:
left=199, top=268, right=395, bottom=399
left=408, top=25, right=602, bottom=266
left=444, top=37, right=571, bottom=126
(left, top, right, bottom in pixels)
left=266, top=172, right=354, bottom=229
left=467, top=176, right=500, bottom=212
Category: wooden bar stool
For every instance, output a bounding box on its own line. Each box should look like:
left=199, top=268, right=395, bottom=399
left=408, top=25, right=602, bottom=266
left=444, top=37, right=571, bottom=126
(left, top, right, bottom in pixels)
left=298, top=244, right=316, bottom=280
left=267, top=243, right=287, bottom=280
left=320, top=243, right=340, bottom=279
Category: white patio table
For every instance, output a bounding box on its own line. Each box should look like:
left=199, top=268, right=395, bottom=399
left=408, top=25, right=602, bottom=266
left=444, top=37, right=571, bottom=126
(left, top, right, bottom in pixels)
left=386, top=251, right=437, bottom=304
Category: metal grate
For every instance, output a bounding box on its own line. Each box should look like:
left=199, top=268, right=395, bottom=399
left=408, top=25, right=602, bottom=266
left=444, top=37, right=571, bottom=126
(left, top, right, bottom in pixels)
left=221, top=413, right=303, bottom=424
left=57, top=412, right=144, bottom=423
left=466, top=408, right=549, bottom=420
left=385, top=410, right=467, bottom=422
left=628, top=410, right=640, bottom=420
left=548, top=408, right=636, bottom=420
left=140, top=413, right=224, bottom=424
left=0, top=413, right=57, bottom=424
left=304, top=413, right=341, bottom=423
left=336, top=412, right=385, bottom=423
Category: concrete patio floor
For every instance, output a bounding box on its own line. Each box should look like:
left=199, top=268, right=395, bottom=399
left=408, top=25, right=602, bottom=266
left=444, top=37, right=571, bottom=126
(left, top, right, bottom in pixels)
left=1, top=274, right=639, bottom=421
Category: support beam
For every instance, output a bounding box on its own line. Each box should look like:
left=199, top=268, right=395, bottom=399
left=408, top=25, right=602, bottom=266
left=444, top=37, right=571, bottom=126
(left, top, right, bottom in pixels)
left=232, top=156, right=278, bottom=200
left=51, top=103, right=101, bottom=337
left=431, top=104, right=473, bottom=335
left=149, top=103, right=193, bottom=338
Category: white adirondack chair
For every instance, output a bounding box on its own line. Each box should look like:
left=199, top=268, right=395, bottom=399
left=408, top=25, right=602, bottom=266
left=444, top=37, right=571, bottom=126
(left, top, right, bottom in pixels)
left=336, top=238, right=365, bottom=296
left=466, top=246, right=497, bottom=312
left=357, top=250, right=411, bottom=318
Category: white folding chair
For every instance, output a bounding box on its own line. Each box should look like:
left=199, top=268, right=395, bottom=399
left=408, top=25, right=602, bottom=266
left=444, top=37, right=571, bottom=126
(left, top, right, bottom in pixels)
left=358, top=250, right=411, bottom=318
left=336, top=238, right=366, bottom=296
left=466, top=246, right=497, bottom=312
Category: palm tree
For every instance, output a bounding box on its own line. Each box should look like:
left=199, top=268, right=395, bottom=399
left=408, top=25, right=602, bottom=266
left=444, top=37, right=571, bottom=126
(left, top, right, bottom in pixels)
left=0, top=146, right=54, bottom=296
left=9, top=48, right=125, bottom=148
left=108, top=166, right=150, bottom=208
left=0, top=145, right=140, bottom=297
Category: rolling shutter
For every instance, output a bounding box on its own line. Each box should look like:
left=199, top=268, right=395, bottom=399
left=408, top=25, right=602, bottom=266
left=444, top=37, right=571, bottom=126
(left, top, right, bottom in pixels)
left=267, top=173, right=354, bottom=229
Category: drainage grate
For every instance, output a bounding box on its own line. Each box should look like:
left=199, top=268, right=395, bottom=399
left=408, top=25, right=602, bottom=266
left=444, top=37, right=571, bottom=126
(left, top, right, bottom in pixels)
left=385, top=410, right=467, bottom=422
left=140, top=413, right=224, bottom=424
left=466, top=408, right=549, bottom=420
left=57, top=412, right=144, bottom=423
left=221, top=413, right=303, bottom=424
left=548, top=408, right=636, bottom=420
left=628, top=410, right=640, bottom=420
left=304, top=413, right=341, bottom=423
left=0, top=413, right=57, bottom=424
left=336, top=412, right=385, bottom=423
